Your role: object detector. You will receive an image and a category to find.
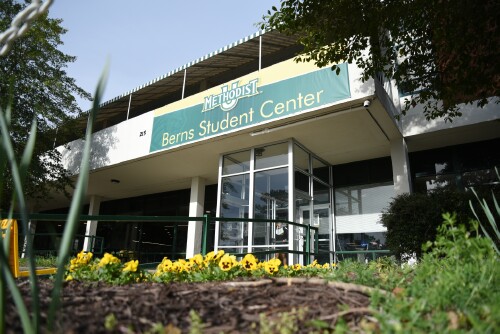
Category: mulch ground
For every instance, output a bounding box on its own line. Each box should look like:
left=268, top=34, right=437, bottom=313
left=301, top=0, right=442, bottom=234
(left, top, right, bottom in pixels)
left=5, top=277, right=377, bottom=333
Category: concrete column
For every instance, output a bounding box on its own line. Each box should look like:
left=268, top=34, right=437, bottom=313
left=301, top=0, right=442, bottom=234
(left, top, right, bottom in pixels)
left=21, top=204, right=37, bottom=258
left=21, top=220, right=37, bottom=258
left=186, top=177, right=206, bottom=259
left=390, top=137, right=412, bottom=195
left=83, top=196, right=101, bottom=252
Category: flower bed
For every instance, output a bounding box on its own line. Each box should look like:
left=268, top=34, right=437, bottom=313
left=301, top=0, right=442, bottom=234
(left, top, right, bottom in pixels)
left=66, top=250, right=337, bottom=285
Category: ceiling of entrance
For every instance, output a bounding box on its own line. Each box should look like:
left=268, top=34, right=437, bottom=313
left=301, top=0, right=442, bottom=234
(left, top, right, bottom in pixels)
left=41, top=98, right=400, bottom=211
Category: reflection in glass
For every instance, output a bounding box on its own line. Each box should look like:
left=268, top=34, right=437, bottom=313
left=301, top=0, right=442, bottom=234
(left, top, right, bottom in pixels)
left=254, top=142, right=288, bottom=170
left=414, top=174, right=458, bottom=193
left=294, top=144, right=309, bottom=172
left=336, top=232, right=387, bottom=262
left=334, top=183, right=394, bottom=235
left=313, top=180, right=331, bottom=263
left=313, top=158, right=330, bottom=184
left=313, top=180, right=330, bottom=206
left=294, top=192, right=310, bottom=265
left=295, top=170, right=309, bottom=193
left=222, top=150, right=250, bottom=175
left=253, top=168, right=289, bottom=246
left=219, top=175, right=249, bottom=247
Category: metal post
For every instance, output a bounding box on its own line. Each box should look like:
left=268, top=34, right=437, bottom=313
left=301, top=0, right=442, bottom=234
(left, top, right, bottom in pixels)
left=315, top=230, right=319, bottom=258
left=305, top=225, right=310, bottom=265
left=126, top=93, right=132, bottom=120
left=181, top=68, right=187, bottom=99
left=201, top=214, right=209, bottom=256
left=259, top=35, right=262, bottom=71
left=172, top=223, right=178, bottom=259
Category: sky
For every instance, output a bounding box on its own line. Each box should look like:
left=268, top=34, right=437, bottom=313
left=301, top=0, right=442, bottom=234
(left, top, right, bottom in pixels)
left=48, top=1, right=280, bottom=111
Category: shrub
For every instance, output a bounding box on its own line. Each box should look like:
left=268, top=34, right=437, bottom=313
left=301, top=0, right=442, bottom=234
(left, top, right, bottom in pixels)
left=381, top=188, right=476, bottom=259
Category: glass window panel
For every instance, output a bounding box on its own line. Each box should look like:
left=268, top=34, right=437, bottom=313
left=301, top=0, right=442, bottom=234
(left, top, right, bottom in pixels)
left=336, top=232, right=386, bottom=251
left=220, top=174, right=250, bottom=217
left=313, top=180, right=330, bottom=206
left=313, top=158, right=330, bottom=184
left=334, top=183, right=394, bottom=235
left=219, top=175, right=249, bottom=247
left=462, top=169, right=498, bottom=188
left=222, top=150, right=250, bottom=175
left=294, top=170, right=309, bottom=193
left=414, top=174, right=458, bottom=193
left=293, top=144, right=309, bottom=172
left=218, top=220, right=248, bottom=248
left=253, top=168, right=289, bottom=246
left=254, top=143, right=288, bottom=170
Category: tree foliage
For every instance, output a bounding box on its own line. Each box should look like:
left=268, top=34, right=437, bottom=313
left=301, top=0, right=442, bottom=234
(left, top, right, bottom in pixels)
left=262, top=0, right=499, bottom=121
left=0, top=0, right=90, bottom=209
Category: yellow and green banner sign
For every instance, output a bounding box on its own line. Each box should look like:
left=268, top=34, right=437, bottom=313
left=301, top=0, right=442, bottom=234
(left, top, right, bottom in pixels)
left=150, top=61, right=350, bottom=153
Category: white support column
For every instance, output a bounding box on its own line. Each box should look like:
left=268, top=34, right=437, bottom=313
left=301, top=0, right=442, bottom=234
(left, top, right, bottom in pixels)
left=186, top=177, right=206, bottom=259
left=83, top=196, right=101, bottom=252
left=21, top=203, right=37, bottom=258
left=390, top=137, right=412, bottom=195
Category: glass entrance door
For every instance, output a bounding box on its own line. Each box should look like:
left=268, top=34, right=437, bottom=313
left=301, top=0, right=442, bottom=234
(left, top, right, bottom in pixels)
left=217, top=139, right=334, bottom=265
left=312, top=205, right=332, bottom=264
left=297, top=204, right=331, bottom=265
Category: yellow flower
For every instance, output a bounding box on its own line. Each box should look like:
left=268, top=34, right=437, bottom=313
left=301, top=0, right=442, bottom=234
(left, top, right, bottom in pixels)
left=172, top=261, right=186, bottom=273
left=69, top=251, right=93, bottom=272
left=240, top=254, right=258, bottom=271
left=219, top=254, right=237, bottom=271
left=65, top=275, right=73, bottom=281
left=264, top=258, right=281, bottom=275
left=292, top=263, right=302, bottom=271
left=184, top=261, right=195, bottom=272
left=204, top=251, right=215, bottom=264
left=214, top=250, right=225, bottom=261
left=98, top=253, right=121, bottom=267
left=190, top=254, right=204, bottom=267
left=322, top=263, right=330, bottom=269
left=122, top=260, right=139, bottom=272
left=76, top=250, right=93, bottom=264
left=156, top=257, right=173, bottom=274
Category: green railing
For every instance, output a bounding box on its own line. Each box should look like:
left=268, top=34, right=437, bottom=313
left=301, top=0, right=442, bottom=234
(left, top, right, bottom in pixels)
left=6, top=213, right=198, bottom=263
left=335, top=249, right=391, bottom=262
left=24, top=233, right=104, bottom=257
left=4, top=213, right=393, bottom=265
left=209, top=217, right=319, bottom=265
left=2, top=213, right=319, bottom=265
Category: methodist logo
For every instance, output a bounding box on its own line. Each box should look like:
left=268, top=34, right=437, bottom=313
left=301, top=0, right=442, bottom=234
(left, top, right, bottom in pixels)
left=203, top=78, right=259, bottom=112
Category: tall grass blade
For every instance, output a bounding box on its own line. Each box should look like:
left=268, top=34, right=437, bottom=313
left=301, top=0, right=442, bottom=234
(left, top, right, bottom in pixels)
left=469, top=172, right=500, bottom=256
left=0, top=249, right=34, bottom=333
left=0, top=110, right=39, bottom=331
left=47, top=66, right=108, bottom=330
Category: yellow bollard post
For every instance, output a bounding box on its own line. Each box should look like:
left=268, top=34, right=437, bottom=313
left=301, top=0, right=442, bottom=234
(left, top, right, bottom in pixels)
left=1, top=219, right=56, bottom=278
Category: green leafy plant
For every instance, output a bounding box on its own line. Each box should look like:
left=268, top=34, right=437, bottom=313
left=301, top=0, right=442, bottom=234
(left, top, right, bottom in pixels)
left=469, top=167, right=500, bottom=255
left=375, top=213, right=500, bottom=332
left=0, top=70, right=107, bottom=333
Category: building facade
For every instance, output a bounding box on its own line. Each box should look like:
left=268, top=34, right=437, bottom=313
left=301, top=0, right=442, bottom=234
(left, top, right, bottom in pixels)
left=34, top=30, right=500, bottom=265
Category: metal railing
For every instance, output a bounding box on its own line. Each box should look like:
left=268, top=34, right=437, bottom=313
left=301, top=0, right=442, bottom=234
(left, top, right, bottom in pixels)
left=335, top=249, right=391, bottom=262
left=2, top=213, right=320, bottom=265
left=209, top=217, right=319, bottom=265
